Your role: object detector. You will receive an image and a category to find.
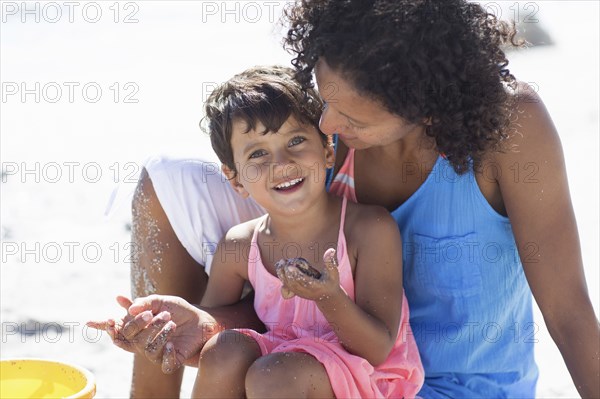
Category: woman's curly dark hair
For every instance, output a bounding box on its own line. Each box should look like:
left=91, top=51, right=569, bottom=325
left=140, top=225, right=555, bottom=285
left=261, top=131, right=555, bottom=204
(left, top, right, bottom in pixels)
left=283, top=0, right=520, bottom=173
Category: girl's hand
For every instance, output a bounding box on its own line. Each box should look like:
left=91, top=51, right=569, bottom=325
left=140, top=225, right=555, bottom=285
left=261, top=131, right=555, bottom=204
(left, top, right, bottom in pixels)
left=87, top=296, right=172, bottom=355
left=276, top=248, right=343, bottom=302
left=87, top=295, right=207, bottom=374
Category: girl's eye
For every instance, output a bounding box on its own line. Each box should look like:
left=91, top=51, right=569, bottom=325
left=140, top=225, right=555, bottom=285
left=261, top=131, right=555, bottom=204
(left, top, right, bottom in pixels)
left=249, top=149, right=267, bottom=159
left=289, top=136, right=306, bottom=146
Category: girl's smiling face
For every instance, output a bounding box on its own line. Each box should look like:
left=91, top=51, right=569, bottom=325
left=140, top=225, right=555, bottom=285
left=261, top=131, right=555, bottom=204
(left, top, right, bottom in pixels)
left=315, top=58, right=425, bottom=149
left=223, top=116, right=334, bottom=215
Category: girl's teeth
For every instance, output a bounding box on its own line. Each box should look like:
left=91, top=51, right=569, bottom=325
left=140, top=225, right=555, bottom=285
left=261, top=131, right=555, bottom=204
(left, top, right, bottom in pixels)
left=276, top=178, right=303, bottom=189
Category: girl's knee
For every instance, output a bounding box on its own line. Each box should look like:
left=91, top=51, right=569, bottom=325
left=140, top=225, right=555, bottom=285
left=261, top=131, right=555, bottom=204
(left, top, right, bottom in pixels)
left=246, top=354, right=287, bottom=398
left=246, top=352, right=324, bottom=398
left=193, top=331, right=259, bottom=398
left=200, top=330, right=260, bottom=370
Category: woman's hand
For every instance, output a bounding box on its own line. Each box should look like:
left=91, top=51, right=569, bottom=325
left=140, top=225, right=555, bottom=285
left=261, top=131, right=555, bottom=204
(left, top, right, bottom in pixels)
left=87, top=295, right=209, bottom=373
left=276, top=248, right=344, bottom=302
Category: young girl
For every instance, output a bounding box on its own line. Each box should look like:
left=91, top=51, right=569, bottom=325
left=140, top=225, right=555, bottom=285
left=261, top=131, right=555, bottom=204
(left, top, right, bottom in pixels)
left=189, top=65, right=423, bottom=398
left=89, top=65, right=423, bottom=398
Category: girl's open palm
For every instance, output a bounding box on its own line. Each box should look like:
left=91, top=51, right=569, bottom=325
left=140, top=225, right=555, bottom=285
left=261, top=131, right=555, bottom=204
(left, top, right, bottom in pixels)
left=88, top=294, right=207, bottom=373
left=276, top=248, right=343, bottom=302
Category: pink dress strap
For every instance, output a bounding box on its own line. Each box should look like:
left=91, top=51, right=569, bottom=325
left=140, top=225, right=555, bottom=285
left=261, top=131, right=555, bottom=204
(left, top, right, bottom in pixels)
left=339, top=194, right=348, bottom=232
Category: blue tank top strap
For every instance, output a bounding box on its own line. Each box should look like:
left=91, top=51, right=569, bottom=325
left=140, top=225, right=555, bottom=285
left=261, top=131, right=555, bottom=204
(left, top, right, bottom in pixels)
left=325, top=134, right=339, bottom=191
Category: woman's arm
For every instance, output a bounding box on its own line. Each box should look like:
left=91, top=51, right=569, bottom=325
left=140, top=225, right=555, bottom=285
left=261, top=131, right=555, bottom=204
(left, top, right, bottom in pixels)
left=126, top=168, right=209, bottom=398
left=279, top=206, right=403, bottom=366
left=494, top=89, right=600, bottom=398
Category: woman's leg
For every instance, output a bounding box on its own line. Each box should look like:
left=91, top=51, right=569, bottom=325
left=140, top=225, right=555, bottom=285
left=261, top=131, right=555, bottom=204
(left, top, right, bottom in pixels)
left=245, top=352, right=335, bottom=399
left=129, top=168, right=208, bottom=398
left=192, top=330, right=262, bottom=398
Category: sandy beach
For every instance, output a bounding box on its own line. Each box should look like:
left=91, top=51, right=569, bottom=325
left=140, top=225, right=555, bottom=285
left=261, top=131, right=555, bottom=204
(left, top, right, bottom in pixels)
left=1, top=2, right=598, bottom=398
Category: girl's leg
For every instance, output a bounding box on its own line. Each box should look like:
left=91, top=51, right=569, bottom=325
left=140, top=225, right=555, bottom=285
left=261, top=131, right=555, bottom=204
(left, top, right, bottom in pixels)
left=130, top=169, right=208, bottom=398
left=192, top=330, right=262, bottom=398
left=245, top=352, right=335, bottom=399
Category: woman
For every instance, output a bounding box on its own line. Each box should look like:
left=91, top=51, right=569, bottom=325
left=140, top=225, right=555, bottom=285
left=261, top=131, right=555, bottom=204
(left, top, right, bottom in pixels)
left=110, top=1, right=599, bottom=397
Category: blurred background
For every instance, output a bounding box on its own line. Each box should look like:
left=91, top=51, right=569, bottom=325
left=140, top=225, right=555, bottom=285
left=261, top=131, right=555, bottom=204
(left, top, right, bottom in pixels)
left=1, top=1, right=598, bottom=397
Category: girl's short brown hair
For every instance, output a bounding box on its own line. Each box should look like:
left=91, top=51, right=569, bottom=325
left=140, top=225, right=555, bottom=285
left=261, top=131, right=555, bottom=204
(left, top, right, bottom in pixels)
left=201, top=65, right=326, bottom=175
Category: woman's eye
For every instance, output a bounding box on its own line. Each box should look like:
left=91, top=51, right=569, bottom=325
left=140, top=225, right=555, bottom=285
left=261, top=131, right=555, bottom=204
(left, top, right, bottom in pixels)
left=249, top=150, right=266, bottom=159
left=289, top=136, right=306, bottom=146
left=347, top=118, right=365, bottom=131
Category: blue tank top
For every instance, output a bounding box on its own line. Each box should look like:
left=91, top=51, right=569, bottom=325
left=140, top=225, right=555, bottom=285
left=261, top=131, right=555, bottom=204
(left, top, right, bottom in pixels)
left=392, top=155, right=538, bottom=397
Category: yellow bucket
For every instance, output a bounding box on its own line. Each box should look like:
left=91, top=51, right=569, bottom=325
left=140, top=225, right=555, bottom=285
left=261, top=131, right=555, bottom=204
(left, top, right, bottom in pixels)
left=0, top=359, right=96, bottom=399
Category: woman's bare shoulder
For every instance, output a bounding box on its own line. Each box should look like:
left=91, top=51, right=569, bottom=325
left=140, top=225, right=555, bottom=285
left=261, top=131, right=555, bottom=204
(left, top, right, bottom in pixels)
left=486, top=80, right=561, bottom=166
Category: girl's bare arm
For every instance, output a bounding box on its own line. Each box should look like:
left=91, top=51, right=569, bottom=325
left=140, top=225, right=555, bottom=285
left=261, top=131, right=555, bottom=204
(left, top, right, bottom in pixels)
left=280, top=206, right=403, bottom=366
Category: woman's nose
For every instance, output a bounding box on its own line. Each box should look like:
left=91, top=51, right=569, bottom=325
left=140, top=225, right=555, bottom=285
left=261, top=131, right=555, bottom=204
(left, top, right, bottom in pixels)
left=319, top=104, right=338, bottom=135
